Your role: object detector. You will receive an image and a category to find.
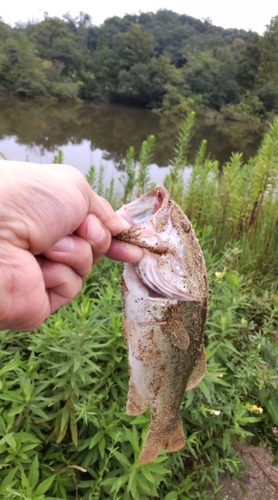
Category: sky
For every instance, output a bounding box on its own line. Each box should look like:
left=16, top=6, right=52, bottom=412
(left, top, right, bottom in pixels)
left=1, top=0, right=277, bottom=34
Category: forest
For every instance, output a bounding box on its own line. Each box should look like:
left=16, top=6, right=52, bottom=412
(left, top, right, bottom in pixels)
left=0, top=10, right=278, bottom=119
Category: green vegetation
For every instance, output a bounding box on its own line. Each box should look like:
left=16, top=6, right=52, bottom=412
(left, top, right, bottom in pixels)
left=0, top=113, right=278, bottom=498
left=1, top=11, right=278, bottom=119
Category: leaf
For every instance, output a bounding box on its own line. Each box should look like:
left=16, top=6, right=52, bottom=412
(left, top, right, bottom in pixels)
left=0, top=359, right=21, bottom=376
left=56, top=424, right=68, bottom=444
left=205, top=375, right=230, bottom=387
left=185, top=389, right=194, bottom=408
left=222, top=340, right=239, bottom=354
left=127, top=466, right=138, bottom=496
left=136, top=472, right=151, bottom=493
left=0, top=416, right=6, bottom=434
left=73, top=357, right=81, bottom=372
left=0, top=433, right=15, bottom=448
left=34, top=475, right=56, bottom=496
left=238, top=416, right=260, bottom=423
left=44, top=497, right=65, bottom=500
left=101, top=478, right=117, bottom=487
left=164, top=492, right=180, bottom=500
left=55, top=360, right=73, bottom=377
left=111, top=449, right=131, bottom=468
left=88, top=430, right=103, bottom=449
left=98, top=436, right=106, bottom=459
left=0, top=393, right=23, bottom=403
left=19, top=432, right=41, bottom=443
left=8, top=404, right=26, bottom=417
left=21, top=469, right=31, bottom=490
left=110, top=474, right=129, bottom=493
left=141, top=465, right=155, bottom=483
left=266, top=394, right=278, bottom=425
left=6, top=434, right=17, bottom=450
left=0, top=467, right=18, bottom=492
left=28, top=454, right=40, bottom=488
left=70, top=411, right=78, bottom=447
left=147, top=463, right=170, bottom=475
left=124, top=426, right=139, bottom=453
left=197, top=379, right=211, bottom=403
left=21, top=443, right=41, bottom=453
left=30, top=406, right=49, bottom=420
left=60, top=404, right=70, bottom=433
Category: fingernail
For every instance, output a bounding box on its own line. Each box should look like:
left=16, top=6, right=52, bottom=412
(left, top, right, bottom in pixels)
left=88, top=215, right=107, bottom=244
left=51, top=236, right=75, bottom=252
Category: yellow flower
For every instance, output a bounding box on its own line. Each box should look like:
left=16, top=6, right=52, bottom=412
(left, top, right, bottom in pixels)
left=248, top=404, right=263, bottom=414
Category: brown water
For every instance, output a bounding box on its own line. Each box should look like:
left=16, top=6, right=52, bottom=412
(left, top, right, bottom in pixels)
left=0, top=98, right=266, bottom=188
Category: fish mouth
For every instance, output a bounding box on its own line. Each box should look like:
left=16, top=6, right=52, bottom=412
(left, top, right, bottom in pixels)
left=117, top=186, right=168, bottom=226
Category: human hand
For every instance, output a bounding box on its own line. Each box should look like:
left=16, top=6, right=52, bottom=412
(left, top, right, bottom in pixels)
left=0, top=161, right=143, bottom=331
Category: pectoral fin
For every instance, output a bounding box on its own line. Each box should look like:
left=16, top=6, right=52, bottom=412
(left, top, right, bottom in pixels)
left=168, top=319, right=190, bottom=350
left=162, top=317, right=190, bottom=351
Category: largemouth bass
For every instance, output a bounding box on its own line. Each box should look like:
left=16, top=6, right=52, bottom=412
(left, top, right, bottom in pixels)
left=116, top=186, right=208, bottom=464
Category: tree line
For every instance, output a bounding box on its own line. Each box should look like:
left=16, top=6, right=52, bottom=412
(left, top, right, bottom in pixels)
left=0, top=10, right=278, bottom=118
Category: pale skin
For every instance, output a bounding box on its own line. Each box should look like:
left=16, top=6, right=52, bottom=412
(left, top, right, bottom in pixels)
left=0, top=161, right=143, bottom=331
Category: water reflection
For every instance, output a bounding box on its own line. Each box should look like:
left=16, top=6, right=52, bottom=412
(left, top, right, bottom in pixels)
left=0, top=98, right=266, bottom=181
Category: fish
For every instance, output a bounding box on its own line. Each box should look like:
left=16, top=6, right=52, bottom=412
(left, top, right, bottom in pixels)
left=115, top=186, right=208, bottom=464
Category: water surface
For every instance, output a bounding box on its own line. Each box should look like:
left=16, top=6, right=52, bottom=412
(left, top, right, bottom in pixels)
left=0, top=99, right=266, bottom=189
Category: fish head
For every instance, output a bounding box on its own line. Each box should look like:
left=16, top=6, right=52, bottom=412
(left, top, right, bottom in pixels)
left=117, top=186, right=208, bottom=302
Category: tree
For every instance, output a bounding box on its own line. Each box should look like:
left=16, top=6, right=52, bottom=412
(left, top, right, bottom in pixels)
left=114, top=24, right=155, bottom=70
left=0, top=20, right=12, bottom=41
left=86, top=37, right=120, bottom=100
left=184, top=49, right=240, bottom=110
left=26, top=17, right=85, bottom=76
left=115, top=55, right=181, bottom=108
left=257, top=16, right=278, bottom=86
left=0, top=35, right=48, bottom=96
left=256, top=82, right=278, bottom=112
left=236, top=34, right=261, bottom=91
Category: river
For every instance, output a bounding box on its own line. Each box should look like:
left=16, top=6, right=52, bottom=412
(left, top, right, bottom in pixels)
left=0, top=98, right=266, bottom=190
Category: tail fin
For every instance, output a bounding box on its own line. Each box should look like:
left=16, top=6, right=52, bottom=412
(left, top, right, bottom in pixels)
left=139, top=417, right=185, bottom=464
